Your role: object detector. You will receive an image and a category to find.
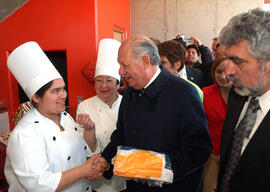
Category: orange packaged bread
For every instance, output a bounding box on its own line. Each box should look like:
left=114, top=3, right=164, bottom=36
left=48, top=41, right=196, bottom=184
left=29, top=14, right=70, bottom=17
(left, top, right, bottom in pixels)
left=113, top=146, right=173, bottom=183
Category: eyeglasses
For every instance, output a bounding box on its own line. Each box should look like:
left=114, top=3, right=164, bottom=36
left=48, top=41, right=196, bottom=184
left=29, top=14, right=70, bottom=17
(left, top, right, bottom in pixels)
left=94, top=78, right=116, bottom=86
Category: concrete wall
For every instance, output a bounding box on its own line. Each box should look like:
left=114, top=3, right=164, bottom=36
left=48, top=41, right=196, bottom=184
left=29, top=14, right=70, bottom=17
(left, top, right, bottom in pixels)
left=130, top=0, right=263, bottom=48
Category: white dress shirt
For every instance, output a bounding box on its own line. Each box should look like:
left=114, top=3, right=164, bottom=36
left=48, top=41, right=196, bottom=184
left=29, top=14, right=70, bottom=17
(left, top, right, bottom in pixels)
left=178, top=65, right=188, bottom=80
left=236, top=89, right=270, bottom=153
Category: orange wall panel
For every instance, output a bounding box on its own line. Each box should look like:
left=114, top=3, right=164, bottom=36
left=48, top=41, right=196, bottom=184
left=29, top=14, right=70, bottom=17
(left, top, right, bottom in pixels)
left=97, top=0, right=130, bottom=42
left=0, top=0, right=130, bottom=130
left=0, top=0, right=98, bottom=129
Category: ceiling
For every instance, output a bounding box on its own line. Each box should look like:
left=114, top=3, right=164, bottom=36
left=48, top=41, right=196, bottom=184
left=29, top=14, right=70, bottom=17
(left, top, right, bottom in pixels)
left=0, top=0, right=28, bottom=23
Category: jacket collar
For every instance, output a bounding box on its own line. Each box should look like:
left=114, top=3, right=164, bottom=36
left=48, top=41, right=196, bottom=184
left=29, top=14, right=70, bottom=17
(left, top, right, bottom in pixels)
left=131, top=65, right=171, bottom=98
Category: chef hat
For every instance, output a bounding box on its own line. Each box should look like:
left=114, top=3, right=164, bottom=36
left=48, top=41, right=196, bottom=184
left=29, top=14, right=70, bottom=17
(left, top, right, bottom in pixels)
left=94, top=38, right=121, bottom=81
left=7, top=41, right=62, bottom=100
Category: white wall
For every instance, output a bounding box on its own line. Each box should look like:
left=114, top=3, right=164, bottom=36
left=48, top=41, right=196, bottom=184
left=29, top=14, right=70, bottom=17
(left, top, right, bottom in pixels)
left=130, top=0, right=263, bottom=48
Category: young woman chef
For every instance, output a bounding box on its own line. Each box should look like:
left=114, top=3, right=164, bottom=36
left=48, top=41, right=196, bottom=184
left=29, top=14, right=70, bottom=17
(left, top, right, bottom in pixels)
left=4, top=41, right=107, bottom=192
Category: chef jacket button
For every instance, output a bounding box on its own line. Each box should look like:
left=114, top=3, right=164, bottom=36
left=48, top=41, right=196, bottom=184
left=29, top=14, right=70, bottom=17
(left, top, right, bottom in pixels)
left=84, top=146, right=87, bottom=150
left=67, top=156, right=71, bottom=160
left=64, top=112, right=67, bottom=115
left=139, top=93, right=142, bottom=96
left=53, top=136, right=56, bottom=141
left=132, top=130, right=139, bottom=135
left=99, top=109, right=102, bottom=112
left=86, top=186, right=89, bottom=191
left=75, top=127, right=78, bottom=131
left=34, top=121, right=39, bottom=123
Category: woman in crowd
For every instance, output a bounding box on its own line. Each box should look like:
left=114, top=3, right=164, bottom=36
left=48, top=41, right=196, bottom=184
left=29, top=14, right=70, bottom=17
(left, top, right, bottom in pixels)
left=157, top=40, right=204, bottom=101
left=202, top=52, right=233, bottom=192
left=5, top=42, right=107, bottom=192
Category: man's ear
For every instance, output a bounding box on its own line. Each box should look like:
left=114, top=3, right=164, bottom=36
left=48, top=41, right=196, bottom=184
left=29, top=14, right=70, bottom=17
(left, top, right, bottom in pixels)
left=142, top=55, right=150, bottom=70
left=32, top=94, right=40, bottom=104
left=265, top=60, right=270, bottom=74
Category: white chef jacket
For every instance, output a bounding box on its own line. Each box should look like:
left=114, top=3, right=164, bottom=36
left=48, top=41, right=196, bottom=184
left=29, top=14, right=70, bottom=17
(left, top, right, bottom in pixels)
left=5, top=108, right=93, bottom=192
left=77, top=95, right=126, bottom=192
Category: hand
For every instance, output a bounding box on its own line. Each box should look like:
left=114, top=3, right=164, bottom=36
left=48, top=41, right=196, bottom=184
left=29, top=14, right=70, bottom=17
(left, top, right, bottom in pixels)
left=78, top=114, right=97, bottom=152
left=76, top=114, right=95, bottom=131
left=191, top=36, right=202, bottom=46
left=88, top=156, right=108, bottom=180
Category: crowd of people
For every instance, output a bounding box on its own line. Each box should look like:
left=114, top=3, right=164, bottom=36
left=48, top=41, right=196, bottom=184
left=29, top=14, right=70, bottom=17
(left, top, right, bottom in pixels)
left=4, top=7, right=270, bottom=192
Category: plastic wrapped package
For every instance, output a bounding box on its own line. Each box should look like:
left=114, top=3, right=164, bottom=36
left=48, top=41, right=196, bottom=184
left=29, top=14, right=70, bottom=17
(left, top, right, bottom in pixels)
left=113, top=146, right=173, bottom=186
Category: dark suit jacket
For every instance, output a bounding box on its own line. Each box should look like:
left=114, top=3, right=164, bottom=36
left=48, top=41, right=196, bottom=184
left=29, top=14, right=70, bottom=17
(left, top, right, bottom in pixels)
left=217, top=89, right=270, bottom=192
left=186, top=66, right=204, bottom=88
left=193, top=44, right=214, bottom=87
left=102, top=66, right=212, bottom=192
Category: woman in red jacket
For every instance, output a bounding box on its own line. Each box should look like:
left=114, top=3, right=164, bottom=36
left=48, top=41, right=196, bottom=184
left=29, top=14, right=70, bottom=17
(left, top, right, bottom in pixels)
left=202, top=52, right=233, bottom=192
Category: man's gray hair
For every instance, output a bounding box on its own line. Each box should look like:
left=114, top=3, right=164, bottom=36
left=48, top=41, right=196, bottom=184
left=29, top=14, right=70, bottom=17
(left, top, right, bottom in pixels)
left=130, top=36, right=161, bottom=66
left=219, top=8, right=270, bottom=65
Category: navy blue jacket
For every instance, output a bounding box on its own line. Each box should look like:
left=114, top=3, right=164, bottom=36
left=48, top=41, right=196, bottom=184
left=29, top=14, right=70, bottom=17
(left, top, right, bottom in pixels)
left=193, top=44, right=214, bottom=87
left=102, top=66, right=212, bottom=192
left=186, top=66, right=204, bottom=88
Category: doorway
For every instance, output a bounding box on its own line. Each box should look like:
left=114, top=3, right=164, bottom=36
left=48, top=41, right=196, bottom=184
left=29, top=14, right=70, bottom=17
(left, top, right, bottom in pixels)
left=18, top=51, right=69, bottom=106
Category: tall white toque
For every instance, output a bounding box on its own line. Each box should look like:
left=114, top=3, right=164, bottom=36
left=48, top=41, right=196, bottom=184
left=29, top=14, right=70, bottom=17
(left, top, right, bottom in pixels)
left=7, top=41, right=62, bottom=100
left=94, top=38, right=121, bottom=81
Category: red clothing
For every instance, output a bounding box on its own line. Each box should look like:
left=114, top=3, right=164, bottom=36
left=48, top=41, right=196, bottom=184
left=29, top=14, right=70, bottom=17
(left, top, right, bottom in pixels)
left=202, top=83, right=227, bottom=156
